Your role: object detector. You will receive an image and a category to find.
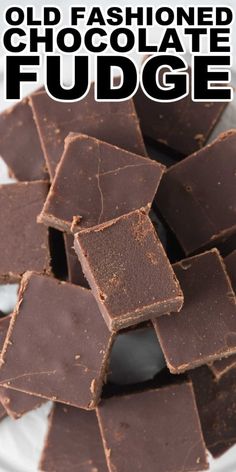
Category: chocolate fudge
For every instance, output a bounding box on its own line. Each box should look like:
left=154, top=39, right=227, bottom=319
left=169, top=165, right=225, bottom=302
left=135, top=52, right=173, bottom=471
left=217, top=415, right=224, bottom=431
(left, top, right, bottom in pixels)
left=208, top=250, right=236, bottom=378
left=75, top=210, right=183, bottom=331
left=40, top=404, right=108, bottom=472
left=153, top=249, right=236, bottom=373
left=30, top=88, right=146, bottom=179
left=190, top=365, right=236, bottom=458
left=38, top=133, right=164, bottom=233
left=0, top=97, right=48, bottom=181
left=0, top=315, right=44, bottom=419
left=0, top=272, right=115, bottom=409
left=0, top=181, right=50, bottom=282
left=209, top=355, right=236, bottom=379
left=225, top=250, right=236, bottom=292
left=134, top=67, right=227, bottom=157
left=0, top=387, right=45, bottom=419
left=64, top=234, right=89, bottom=287
left=97, top=382, right=208, bottom=472
left=156, top=130, right=236, bottom=255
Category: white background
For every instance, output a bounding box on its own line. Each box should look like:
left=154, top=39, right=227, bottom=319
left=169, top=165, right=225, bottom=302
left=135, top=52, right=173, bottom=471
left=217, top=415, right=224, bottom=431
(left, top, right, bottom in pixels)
left=0, top=1, right=236, bottom=471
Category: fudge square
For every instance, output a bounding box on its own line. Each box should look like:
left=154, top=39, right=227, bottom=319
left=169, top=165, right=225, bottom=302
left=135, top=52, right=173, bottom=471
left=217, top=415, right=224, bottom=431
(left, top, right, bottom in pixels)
left=190, top=365, right=236, bottom=458
left=96, top=382, right=208, bottom=472
left=153, top=249, right=236, bottom=374
left=74, top=209, right=183, bottom=331
left=156, top=130, right=236, bottom=255
left=0, top=272, right=115, bottom=409
left=38, top=134, right=164, bottom=233
left=0, top=314, right=45, bottom=419
left=209, top=250, right=236, bottom=379
left=0, top=181, right=50, bottom=283
left=30, top=88, right=146, bottom=179
left=39, top=404, right=108, bottom=472
left=0, top=96, right=47, bottom=181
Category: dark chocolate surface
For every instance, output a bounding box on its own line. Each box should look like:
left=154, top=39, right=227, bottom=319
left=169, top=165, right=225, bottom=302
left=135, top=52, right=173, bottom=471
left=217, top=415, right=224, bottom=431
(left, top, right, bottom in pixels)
left=97, top=382, right=208, bottom=472
left=40, top=404, right=108, bottom=472
left=0, top=272, right=115, bottom=409
left=134, top=67, right=227, bottom=157
left=153, top=249, right=236, bottom=373
left=30, top=88, right=146, bottom=179
left=0, top=181, right=50, bottom=283
left=217, top=233, right=236, bottom=258
left=156, top=130, right=236, bottom=255
left=225, top=250, right=236, bottom=292
left=190, top=365, right=236, bottom=458
left=64, top=234, right=89, bottom=287
left=39, top=133, right=164, bottom=233
left=0, top=98, right=48, bottom=181
left=75, top=209, right=183, bottom=331
left=0, top=387, right=45, bottom=419
left=209, top=355, right=236, bottom=379
left=209, top=251, right=236, bottom=378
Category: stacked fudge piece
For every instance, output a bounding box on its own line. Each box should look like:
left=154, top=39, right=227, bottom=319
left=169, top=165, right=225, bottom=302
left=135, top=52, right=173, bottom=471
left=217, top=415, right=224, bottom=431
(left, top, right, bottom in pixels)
left=0, top=75, right=235, bottom=472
